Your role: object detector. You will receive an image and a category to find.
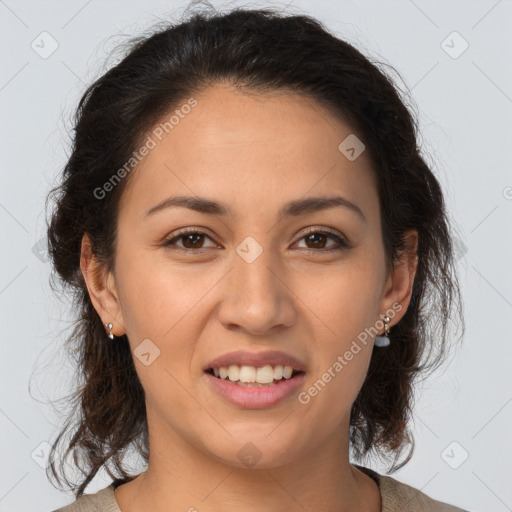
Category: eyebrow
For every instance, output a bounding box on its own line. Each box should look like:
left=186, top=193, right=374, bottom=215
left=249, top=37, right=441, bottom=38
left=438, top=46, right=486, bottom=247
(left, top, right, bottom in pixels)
left=144, top=195, right=366, bottom=223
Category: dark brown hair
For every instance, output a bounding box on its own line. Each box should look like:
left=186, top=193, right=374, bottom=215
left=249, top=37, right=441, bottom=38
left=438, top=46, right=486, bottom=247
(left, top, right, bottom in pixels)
left=44, top=2, right=464, bottom=498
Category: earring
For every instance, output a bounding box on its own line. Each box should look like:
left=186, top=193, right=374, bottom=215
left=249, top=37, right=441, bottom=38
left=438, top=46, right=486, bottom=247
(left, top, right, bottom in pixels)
left=105, top=322, right=114, bottom=340
left=374, top=315, right=391, bottom=347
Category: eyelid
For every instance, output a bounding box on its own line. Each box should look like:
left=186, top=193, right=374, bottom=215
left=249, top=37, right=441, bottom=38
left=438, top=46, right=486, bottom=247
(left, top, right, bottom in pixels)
left=293, top=226, right=349, bottom=251
left=298, top=225, right=346, bottom=241
left=163, top=226, right=220, bottom=249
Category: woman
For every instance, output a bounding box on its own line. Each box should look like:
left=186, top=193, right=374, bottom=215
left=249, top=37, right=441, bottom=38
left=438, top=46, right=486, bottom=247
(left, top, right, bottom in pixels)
left=46, top=5, right=468, bottom=511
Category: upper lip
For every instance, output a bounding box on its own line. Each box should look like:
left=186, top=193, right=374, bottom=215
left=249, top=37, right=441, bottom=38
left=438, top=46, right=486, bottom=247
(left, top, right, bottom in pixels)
left=205, top=350, right=307, bottom=372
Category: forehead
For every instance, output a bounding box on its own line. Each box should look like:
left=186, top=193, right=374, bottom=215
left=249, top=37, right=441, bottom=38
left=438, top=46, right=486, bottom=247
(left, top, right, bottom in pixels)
left=118, top=84, right=378, bottom=221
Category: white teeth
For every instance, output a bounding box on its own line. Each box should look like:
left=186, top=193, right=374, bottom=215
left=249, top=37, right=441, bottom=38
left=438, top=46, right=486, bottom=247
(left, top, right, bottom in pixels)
left=239, top=366, right=256, bottom=383
left=211, top=364, right=297, bottom=383
left=235, top=381, right=278, bottom=387
left=256, top=365, right=274, bottom=383
left=228, top=365, right=240, bottom=381
left=273, top=365, right=284, bottom=380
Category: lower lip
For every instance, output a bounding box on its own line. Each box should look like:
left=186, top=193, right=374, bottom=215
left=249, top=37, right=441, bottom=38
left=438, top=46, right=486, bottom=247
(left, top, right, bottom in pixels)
left=204, top=371, right=306, bottom=409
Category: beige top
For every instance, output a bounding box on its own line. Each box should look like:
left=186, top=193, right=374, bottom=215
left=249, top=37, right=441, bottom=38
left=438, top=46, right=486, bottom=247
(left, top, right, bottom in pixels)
left=52, top=465, right=469, bottom=511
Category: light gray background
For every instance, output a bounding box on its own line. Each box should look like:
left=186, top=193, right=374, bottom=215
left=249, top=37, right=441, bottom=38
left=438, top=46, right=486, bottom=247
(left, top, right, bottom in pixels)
left=1, top=1, right=511, bottom=511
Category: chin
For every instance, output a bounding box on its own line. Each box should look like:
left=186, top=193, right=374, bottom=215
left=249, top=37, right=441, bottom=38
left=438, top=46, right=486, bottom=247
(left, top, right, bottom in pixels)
left=201, top=433, right=303, bottom=470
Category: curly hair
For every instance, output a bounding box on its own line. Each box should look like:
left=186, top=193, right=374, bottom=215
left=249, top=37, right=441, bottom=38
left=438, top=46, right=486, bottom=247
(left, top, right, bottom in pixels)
left=44, top=3, right=464, bottom=498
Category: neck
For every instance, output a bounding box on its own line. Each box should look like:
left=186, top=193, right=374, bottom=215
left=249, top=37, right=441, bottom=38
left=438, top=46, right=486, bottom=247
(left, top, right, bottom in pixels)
left=114, top=413, right=381, bottom=512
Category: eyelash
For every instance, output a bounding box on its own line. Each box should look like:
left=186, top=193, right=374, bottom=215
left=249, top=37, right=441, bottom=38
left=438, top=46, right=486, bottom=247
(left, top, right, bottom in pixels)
left=162, top=226, right=349, bottom=254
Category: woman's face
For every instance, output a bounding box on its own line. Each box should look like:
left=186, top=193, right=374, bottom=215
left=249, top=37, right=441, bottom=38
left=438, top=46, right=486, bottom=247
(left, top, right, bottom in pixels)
left=83, top=83, right=416, bottom=469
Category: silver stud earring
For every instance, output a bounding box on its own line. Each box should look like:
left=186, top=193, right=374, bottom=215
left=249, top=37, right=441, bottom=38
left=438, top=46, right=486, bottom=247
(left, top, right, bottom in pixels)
left=374, top=316, right=391, bottom=347
left=105, top=322, right=114, bottom=340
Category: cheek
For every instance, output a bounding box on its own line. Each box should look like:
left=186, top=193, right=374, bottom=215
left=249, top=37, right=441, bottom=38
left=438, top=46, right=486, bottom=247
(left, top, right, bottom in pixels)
left=296, top=258, right=382, bottom=339
left=115, top=246, right=209, bottom=339
left=293, top=259, right=380, bottom=418
left=115, top=250, right=211, bottom=413
left=298, top=318, right=374, bottom=431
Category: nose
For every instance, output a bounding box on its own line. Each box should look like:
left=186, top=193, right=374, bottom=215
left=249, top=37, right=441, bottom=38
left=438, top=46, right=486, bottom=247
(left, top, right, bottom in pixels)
left=216, top=246, right=296, bottom=335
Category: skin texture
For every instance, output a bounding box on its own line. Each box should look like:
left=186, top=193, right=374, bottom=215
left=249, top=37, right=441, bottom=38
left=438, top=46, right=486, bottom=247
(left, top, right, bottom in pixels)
left=80, top=83, right=418, bottom=511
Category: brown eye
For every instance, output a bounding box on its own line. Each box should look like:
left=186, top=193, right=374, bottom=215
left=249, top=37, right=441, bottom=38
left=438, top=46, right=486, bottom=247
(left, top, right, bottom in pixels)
left=295, top=229, right=349, bottom=253
left=303, top=232, right=330, bottom=249
left=180, top=233, right=206, bottom=249
left=162, top=227, right=349, bottom=254
left=162, top=229, right=216, bottom=251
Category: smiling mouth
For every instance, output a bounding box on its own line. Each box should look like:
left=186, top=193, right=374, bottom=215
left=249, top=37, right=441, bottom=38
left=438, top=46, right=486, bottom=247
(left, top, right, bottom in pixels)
left=205, top=365, right=304, bottom=387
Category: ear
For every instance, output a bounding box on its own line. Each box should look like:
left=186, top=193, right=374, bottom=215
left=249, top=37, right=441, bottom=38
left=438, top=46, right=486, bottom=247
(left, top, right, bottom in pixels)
left=379, top=228, right=419, bottom=326
left=80, top=232, right=125, bottom=337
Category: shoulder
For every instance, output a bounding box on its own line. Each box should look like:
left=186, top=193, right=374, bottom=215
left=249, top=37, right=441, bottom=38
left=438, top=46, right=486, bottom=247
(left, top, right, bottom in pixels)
left=49, top=469, right=470, bottom=512
left=354, top=464, right=470, bottom=512
left=379, top=473, right=469, bottom=511
left=50, top=484, right=120, bottom=512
